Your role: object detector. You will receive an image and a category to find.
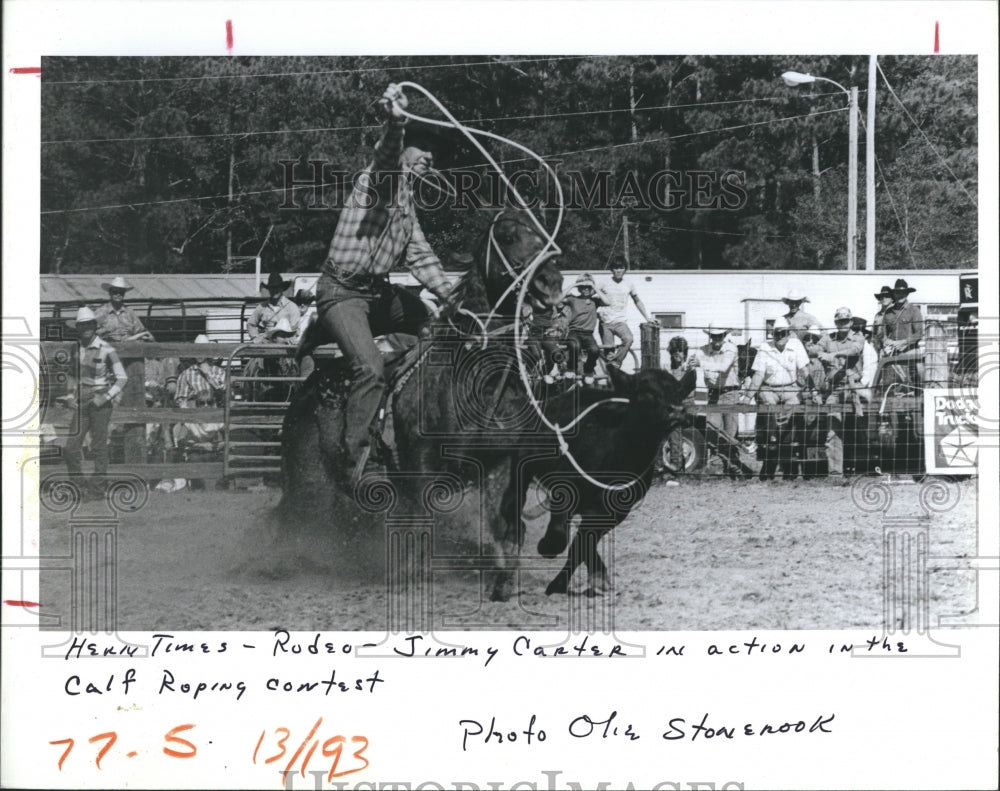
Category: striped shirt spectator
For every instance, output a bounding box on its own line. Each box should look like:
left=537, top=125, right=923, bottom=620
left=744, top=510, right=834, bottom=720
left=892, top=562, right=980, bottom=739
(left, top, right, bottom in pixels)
left=175, top=363, right=226, bottom=407
left=79, top=334, right=128, bottom=401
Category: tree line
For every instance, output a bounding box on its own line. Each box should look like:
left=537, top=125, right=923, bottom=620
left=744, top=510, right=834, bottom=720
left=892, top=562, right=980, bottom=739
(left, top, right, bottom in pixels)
left=40, top=55, right=977, bottom=275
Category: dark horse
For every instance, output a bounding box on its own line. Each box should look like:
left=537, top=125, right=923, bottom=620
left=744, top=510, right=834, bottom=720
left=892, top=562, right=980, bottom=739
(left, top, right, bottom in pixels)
left=519, top=366, right=696, bottom=596
left=278, top=208, right=564, bottom=601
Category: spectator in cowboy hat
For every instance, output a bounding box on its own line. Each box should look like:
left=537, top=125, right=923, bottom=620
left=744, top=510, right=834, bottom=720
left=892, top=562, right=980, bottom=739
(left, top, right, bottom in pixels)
left=689, top=322, right=740, bottom=437
left=62, top=306, right=129, bottom=495
left=175, top=335, right=226, bottom=409
left=781, top=288, right=819, bottom=341
left=247, top=272, right=300, bottom=343
left=94, top=276, right=154, bottom=343
left=882, top=278, right=923, bottom=355
left=871, top=285, right=894, bottom=352
left=559, top=272, right=607, bottom=382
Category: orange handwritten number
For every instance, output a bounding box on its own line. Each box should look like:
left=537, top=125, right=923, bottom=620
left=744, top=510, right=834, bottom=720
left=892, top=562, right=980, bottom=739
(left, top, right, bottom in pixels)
left=321, top=736, right=345, bottom=780
left=49, top=738, right=74, bottom=771
left=88, top=731, right=117, bottom=769
left=163, top=724, right=197, bottom=759
left=350, top=736, right=370, bottom=774
left=264, top=727, right=290, bottom=764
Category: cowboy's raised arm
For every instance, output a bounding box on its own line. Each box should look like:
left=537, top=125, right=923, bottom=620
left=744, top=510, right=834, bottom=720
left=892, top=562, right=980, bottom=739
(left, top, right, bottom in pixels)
left=372, top=84, right=409, bottom=176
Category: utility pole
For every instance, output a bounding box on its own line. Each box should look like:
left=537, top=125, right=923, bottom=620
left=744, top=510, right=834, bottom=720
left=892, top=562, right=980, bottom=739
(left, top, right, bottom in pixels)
left=622, top=217, right=631, bottom=267
left=847, top=86, right=859, bottom=271
left=866, top=55, right=877, bottom=271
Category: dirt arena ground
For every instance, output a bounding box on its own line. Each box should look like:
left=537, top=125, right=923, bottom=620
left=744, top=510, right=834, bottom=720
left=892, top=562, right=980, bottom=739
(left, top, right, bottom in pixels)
left=40, top=475, right=978, bottom=632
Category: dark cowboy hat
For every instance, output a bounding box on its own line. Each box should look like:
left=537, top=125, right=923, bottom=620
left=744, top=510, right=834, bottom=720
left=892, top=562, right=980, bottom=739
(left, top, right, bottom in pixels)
left=293, top=289, right=315, bottom=305
left=264, top=272, right=292, bottom=292
left=892, top=278, right=917, bottom=294
left=874, top=285, right=894, bottom=299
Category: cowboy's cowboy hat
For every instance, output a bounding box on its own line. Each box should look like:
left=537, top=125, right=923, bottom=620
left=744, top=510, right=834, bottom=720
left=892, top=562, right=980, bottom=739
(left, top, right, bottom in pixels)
left=194, top=334, right=211, bottom=344
left=772, top=316, right=792, bottom=332
left=782, top=289, right=809, bottom=304
left=294, top=289, right=315, bottom=305
left=703, top=322, right=730, bottom=336
left=66, top=306, right=98, bottom=328
left=892, top=278, right=917, bottom=294
left=264, top=272, right=292, bottom=292
left=874, top=286, right=894, bottom=300
left=101, top=276, right=134, bottom=293
left=574, top=273, right=596, bottom=288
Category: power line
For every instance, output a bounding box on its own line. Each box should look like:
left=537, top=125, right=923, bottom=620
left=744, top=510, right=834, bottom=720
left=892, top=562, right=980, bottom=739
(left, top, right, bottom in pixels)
left=42, top=56, right=587, bottom=86
left=876, top=60, right=978, bottom=208
left=446, top=106, right=847, bottom=171
left=40, top=108, right=845, bottom=215
left=42, top=92, right=819, bottom=146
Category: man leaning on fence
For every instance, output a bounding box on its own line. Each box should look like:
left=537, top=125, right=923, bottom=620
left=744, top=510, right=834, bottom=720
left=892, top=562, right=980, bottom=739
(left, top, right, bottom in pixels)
left=688, top=322, right=743, bottom=474
left=741, top=317, right=808, bottom=406
left=248, top=272, right=301, bottom=343
left=95, top=276, right=154, bottom=343
left=62, top=306, right=128, bottom=498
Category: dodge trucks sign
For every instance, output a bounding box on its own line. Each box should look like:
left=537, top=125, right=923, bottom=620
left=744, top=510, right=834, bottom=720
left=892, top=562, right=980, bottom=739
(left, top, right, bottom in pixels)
left=924, top=389, right=979, bottom=474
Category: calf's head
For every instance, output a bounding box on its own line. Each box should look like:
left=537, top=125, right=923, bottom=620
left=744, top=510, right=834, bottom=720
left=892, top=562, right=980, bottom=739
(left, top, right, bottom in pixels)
left=608, top=366, right=696, bottom=436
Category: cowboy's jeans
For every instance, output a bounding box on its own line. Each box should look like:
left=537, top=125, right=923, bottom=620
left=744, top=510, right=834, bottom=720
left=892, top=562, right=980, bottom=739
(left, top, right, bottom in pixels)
left=316, top=276, right=429, bottom=466
left=65, top=399, right=113, bottom=476
left=600, top=320, right=633, bottom=366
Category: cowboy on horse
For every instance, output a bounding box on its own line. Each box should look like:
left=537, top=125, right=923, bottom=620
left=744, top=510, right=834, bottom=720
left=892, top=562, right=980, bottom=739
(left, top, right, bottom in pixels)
left=312, top=83, right=455, bottom=486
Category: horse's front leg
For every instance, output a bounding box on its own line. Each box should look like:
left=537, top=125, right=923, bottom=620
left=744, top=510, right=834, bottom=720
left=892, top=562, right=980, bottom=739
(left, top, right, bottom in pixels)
left=487, top=466, right=522, bottom=602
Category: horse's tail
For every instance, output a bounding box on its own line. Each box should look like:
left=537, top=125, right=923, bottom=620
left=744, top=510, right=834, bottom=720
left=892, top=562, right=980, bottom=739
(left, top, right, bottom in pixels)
left=295, top=315, right=327, bottom=363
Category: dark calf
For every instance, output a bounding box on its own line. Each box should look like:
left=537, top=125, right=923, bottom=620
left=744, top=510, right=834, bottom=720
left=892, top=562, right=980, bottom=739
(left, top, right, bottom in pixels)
left=520, top=366, right=696, bottom=595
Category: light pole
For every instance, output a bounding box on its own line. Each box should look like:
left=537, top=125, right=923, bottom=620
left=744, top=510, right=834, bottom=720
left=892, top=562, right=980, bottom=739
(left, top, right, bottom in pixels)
left=782, top=70, right=860, bottom=271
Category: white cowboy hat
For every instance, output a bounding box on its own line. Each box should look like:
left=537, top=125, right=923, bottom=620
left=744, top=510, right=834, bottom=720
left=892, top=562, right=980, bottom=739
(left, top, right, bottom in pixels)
left=703, top=323, right=730, bottom=336
left=782, top=289, right=809, bottom=303
left=270, top=317, right=296, bottom=337
left=772, top=316, right=792, bottom=331
left=574, top=273, right=596, bottom=287
left=66, top=306, right=98, bottom=328
left=101, top=276, right=134, bottom=293
left=194, top=334, right=211, bottom=344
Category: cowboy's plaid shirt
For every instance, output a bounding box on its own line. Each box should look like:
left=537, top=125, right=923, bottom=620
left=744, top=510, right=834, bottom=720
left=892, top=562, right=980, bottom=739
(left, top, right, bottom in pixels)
left=175, top=362, right=226, bottom=406
left=78, top=335, right=128, bottom=400
left=320, top=120, right=450, bottom=297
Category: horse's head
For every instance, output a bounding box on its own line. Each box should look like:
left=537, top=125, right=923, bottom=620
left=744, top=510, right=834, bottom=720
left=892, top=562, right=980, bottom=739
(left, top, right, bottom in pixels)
left=478, top=208, right=563, bottom=314
left=608, top=366, right=697, bottom=436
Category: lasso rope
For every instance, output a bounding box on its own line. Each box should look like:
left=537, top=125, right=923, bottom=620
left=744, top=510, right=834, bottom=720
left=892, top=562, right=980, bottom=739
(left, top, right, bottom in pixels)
left=394, top=82, right=637, bottom=492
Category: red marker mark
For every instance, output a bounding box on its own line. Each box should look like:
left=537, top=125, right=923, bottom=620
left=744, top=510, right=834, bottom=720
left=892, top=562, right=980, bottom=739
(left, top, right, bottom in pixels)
left=934, top=21, right=939, bottom=53
left=127, top=751, right=138, bottom=758
left=9, top=67, right=42, bottom=75
left=225, top=19, right=234, bottom=52
left=4, top=600, right=41, bottom=607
